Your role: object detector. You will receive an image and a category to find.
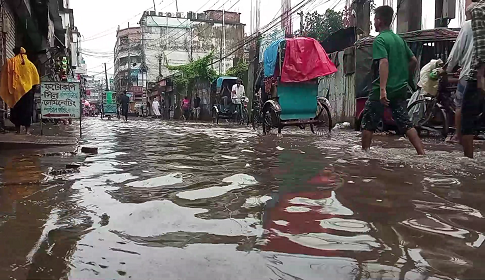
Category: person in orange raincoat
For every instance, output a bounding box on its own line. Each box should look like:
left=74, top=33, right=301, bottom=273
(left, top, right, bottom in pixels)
left=0, top=47, right=40, bottom=134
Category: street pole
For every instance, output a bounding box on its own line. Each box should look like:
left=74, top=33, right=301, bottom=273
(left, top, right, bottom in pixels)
left=222, top=7, right=226, bottom=74
left=298, top=11, right=304, bottom=35
left=104, top=63, right=109, bottom=91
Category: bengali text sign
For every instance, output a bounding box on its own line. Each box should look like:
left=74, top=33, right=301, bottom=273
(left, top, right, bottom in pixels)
left=41, top=82, right=80, bottom=119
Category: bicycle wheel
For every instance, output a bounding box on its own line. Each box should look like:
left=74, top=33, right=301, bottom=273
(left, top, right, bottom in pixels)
left=311, top=100, right=332, bottom=136
left=262, top=106, right=279, bottom=135
left=252, top=108, right=261, bottom=131
left=408, top=99, right=449, bottom=138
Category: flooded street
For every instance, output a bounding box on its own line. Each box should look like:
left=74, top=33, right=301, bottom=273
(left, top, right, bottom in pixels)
left=1, top=118, right=485, bottom=280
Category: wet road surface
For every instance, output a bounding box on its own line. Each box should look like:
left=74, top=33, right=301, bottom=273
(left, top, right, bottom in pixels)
left=1, top=118, right=485, bottom=280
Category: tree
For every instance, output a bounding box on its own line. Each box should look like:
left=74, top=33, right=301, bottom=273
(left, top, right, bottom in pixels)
left=225, top=60, right=248, bottom=79
left=302, top=9, right=344, bottom=42
left=168, top=53, right=217, bottom=93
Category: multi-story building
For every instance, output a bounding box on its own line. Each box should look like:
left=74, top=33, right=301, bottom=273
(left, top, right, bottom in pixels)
left=0, top=0, right=82, bottom=125
left=139, top=9, right=245, bottom=88
left=113, top=27, right=144, bottom=92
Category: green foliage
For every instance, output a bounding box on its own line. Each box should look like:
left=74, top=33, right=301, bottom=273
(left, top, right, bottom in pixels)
left=225, top=60, right=248, bottom=79
left=302, top=9, right=344, bottom=42
left=168, top=53, right=217, bottom=92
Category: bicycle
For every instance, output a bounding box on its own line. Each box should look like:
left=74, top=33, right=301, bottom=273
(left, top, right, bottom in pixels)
left=407, top=76, right=455, bottom=138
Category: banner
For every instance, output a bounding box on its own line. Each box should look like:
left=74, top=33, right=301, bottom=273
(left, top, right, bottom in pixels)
left=41, top=82, right=81, bottom=119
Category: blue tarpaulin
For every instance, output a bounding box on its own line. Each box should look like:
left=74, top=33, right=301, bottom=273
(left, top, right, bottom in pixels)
left=216, top=76, right=238, bottom=88
left=263, top=39, right=284, bottom=77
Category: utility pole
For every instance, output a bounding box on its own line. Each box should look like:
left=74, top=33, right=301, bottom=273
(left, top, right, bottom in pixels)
left=104, top=63, right=109, bottom=91
left=127, top=22, right=131, bottom=92
left=298, top=11, right=304, bottom=35
left=222, top=7, right=226, bottom=74
left=353, top=0, right=371, bottom=37
left=159, top=56, right=162, bottom=77
left=281, top=0, right=292, bottom=37
left=397, top=0, right=422, bottom=32
left=153, top=0, right=157, bottom=13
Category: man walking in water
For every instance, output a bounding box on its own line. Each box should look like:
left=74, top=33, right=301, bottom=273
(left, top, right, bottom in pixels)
left=462, top=0, right=485, bottom=158
left=120, top=91, right=130, bottom=122
left=361, top=5, right=425, bottom=155
left=445, top=3, right=475, bottom=143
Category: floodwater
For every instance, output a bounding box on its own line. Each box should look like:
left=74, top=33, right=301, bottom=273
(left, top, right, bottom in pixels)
left=1, top=118, right=485, bottom=280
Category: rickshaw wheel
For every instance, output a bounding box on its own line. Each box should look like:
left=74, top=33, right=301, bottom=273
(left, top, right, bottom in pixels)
left=311, top=101, right=332, bottom=136
left=262, top=106, right=278, bottom=135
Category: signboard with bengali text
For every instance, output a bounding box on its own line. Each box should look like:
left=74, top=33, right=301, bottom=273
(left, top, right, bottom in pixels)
left=41, top=82, right=81, bottom=119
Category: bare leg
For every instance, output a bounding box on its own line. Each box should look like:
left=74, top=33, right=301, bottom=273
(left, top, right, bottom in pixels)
left=362, top=130, right=374, bottom=151
left=451, top=108, right=462, bottom=142
left=462, top=135, right=474, bottom=158
left=25, top=126, right=31, bottom=135
left=406, top=128, right=425, bottom=155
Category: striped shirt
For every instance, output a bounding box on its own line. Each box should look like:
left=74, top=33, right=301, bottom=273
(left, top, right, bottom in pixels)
left=469, top=0, right=485, bottom=80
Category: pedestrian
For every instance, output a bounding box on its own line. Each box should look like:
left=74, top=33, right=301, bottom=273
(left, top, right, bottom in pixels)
left=231, top=79, right=245, bottom=120
left=0, top=47, right=40, bottom=135
left=152, top=96, right=161, bottom=118
left=161, top=98, right=166, bottom=119
left=120, top=91, right=130, bottom=121
left=462, top=0, right=485, bottom=158
left=445, top=3, right=476, bottom=143
left=193, top=93, right=201, bottom=120
left=181, top=96, right=190, bottom=120
left=361, top=6, right=425, bottom=155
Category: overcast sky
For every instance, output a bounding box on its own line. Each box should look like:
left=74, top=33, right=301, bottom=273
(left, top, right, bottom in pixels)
left=70, top=0, right=459, bottom=79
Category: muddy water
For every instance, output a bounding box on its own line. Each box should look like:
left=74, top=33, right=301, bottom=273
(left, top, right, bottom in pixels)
left=1, top=118, right=485, bottom=280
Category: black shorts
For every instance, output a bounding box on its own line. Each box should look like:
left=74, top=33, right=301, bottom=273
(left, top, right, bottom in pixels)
left=461, top=80, right=485, bottom=135
left=361, top=99, right=413, bottom=133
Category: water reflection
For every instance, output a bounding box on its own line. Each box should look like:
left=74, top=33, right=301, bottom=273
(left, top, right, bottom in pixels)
left=0, top=118, right=484, bottom=279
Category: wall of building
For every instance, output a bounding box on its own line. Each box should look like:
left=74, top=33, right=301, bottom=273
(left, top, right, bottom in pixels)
left=140, top=11, right=244, bottom=86
left=114, top=27, right=143, bottom=91
left=1, top=2, right=16, bottom=62
left=319, top=50, right=356, bottom=126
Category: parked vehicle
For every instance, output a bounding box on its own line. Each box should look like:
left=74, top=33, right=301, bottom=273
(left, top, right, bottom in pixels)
left=258, top=37, right=335, bottom=135
left=211, top=76, right=238, bottom=124
left=102, top=91, right=117, bottom=120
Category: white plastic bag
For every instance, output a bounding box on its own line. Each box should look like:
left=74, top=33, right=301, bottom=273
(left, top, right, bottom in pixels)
left=417, top=59, right=443, bottom=96
left=408, top=89, right=425, bottom=126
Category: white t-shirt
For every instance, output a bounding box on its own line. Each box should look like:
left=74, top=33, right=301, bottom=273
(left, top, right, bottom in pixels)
left=231, top=84, right=245, bottom=104
left=446, top=20, right=474, bottom=81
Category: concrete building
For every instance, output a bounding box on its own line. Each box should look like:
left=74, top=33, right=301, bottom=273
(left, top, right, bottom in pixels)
left=139, top=9, right=245, bottom=89
left=0, top=0, right=82, bottom=126
left=113, top=27, right=144, bottom=92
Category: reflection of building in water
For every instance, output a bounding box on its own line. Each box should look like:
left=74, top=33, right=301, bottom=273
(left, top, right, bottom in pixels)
left=1, top=155, right=44, bottom=203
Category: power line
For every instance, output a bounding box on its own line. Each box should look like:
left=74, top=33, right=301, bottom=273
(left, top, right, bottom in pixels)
left=82, top=0, right=176, bottom=42
left=210, top=0, right=325, bottom=67
left=144, top=0, right=231, bottom=49
left=161, top=0, right=242, bottom=58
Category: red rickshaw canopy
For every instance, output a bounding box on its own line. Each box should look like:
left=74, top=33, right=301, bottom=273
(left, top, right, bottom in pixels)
left=281, top=37, right=337, bottom=83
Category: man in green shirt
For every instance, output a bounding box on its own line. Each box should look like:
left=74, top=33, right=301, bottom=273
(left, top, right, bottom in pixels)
left=361, top=5, right=425, bottom=155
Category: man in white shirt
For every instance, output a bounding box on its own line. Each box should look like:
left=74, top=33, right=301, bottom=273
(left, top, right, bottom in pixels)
left=231, top=79, right=245, bottom=119
left=446, top=3, right=475, bottom=142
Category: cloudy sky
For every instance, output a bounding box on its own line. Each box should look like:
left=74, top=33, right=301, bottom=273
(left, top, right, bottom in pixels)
left=70, top=0, right=460, bottom=80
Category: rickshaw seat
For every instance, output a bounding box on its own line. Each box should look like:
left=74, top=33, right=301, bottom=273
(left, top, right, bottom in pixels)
left=277, top=82, right=318, bottom=120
